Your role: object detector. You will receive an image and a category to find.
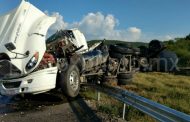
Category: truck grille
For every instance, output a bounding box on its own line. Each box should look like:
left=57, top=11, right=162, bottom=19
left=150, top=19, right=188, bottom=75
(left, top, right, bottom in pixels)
left=3, top=81, right=21, bottom=89
left=0, top=60, right=21, bottom=79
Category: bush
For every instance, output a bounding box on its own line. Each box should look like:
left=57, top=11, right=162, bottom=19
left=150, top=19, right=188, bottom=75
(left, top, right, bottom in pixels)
left=165, top=36, right=190, bottom=67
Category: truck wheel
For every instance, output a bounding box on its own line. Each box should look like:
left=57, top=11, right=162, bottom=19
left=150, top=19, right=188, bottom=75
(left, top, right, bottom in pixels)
left=138, top=46, right=149, bottom=57
left=133, top=48, right=141, bottom=55
left=117, top=73, right=133, bottom=79
left=116, top=43, right=132, bottom=48
left=109, top=51, right=123, bottom=59
left=110, top=45, right=134, bottom=54
left=139, top=57, right=149, bottom=68
left=59, top=65, right=80, bottom=98
left=149, top=40, right=164, bottom=54
left=118, top=78, right=132, bottom=85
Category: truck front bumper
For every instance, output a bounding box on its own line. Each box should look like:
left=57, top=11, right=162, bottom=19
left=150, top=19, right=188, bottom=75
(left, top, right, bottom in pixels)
left=0, top=67, right=58, bottom=96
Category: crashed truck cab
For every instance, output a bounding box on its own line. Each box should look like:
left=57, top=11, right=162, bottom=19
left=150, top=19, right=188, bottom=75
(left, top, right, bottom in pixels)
left=0, top=0, right=58, bottom=95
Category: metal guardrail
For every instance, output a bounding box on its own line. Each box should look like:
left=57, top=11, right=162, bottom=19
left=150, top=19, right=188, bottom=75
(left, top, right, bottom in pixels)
left=179, top=67, right=190, bottom=70
left=85, top=84, right=190, bottom=122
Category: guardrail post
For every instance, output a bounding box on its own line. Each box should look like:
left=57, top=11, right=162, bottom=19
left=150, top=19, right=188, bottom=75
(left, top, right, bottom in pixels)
left=122, top=103, right=126, bottom=120
left=97, top=91, right=101, bottom=101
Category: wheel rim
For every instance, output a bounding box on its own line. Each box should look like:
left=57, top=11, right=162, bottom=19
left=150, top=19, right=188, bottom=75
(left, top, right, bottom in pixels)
left=69, top=71, right=79, bottom=91
left=140, top=57, right=148, bottom=67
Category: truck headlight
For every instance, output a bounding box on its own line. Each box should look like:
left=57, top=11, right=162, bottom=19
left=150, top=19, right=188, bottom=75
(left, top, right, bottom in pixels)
left=25, top=52, right=39, bottom=71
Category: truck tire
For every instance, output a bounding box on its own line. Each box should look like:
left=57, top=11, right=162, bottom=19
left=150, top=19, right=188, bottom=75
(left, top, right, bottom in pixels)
left=59, top=65, right=80, bottom=98
left=138, top=46, right=149, bottom=57
left=117, top=73, right=133, bottom=79
left=133, top=48, right=140, bottom=55
left=110, top=45, right=134, bottom=54
left=149, top=40, right=164, bottom=54
left=109, top=51, right=123, bottom=59
left=116, top=43, right=132, bottom=48
left=139, top=57, right=149, bottom=68
left=118, top=78, right=132, bottom=85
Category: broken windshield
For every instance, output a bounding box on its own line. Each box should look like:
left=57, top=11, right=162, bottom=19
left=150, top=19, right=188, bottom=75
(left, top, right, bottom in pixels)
left=46, top=30, right=75, bottom=44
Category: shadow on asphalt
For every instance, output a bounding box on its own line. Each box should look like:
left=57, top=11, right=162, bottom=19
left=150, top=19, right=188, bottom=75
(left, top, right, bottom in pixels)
left=0, top=91, right=68, bottom=114
left=68, top=95, right=101, bottom=122
left=0, top=92, right=101, bottom=122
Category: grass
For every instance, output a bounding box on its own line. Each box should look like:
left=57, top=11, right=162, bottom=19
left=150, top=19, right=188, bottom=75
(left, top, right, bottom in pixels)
left=81, top=72, right=190, bottom=121
left=131, top=72, right=190, bottom=114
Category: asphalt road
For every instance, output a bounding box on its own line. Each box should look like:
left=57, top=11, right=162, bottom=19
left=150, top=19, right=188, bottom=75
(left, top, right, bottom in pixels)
left=0, top=92, right=101, bottom=122
left=0, top=92, right=124, bottom=122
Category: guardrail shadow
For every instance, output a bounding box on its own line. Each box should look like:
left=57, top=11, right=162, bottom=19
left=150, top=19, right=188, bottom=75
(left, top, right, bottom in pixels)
left=0, top=92, right=66, bottom=114
left=68, top=95, right=101, bottom=122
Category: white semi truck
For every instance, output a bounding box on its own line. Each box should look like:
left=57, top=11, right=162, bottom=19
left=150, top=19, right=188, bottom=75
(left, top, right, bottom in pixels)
left=0, top=0, right=134, bottom=97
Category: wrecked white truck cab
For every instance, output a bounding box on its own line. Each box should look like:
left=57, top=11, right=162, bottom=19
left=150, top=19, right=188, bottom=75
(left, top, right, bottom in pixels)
left=0, top=0, right=58, bottom=95
left=0, top=0, right=103, bottom=97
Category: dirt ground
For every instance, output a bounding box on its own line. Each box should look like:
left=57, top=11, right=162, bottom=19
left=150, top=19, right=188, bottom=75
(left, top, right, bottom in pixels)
left=0, top=92, right=124, bottom=122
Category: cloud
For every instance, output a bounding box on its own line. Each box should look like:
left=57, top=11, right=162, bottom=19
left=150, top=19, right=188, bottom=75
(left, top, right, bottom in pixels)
left=128, top=27, right=141, bottom=33
left=164, top=35, right=173, bottom=40
left=47, top=11, right=142, bottom=41
left=141, top=33, right=177, bottom=42
left=127, top=27, right=142, bottom=41
left=45, top=11, right=68, bottom=35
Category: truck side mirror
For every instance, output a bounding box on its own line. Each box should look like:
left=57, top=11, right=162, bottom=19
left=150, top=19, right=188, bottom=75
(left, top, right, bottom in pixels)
left=5, top=43, right=16, bottom=51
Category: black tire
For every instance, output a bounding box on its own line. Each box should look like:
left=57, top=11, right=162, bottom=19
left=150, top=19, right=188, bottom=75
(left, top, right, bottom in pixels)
left=116, top=43, right=132, bottom=48
left=133, top=48, right=140, bottom=52
left=110, top=45, right=134, bottom=54
left=138, top=46, right=149, bottom=57
left=139, top=57, right=149, bottom=68
left=109, top=51, right=123, bottom=59
left=117, top=73, right=133, bottom=79
left=133, top=48, right=140, bottom=55
left=59, top=65, right=80, bottom=97
left=118, top=78, right=132, bottom=85
left=149, top=40, right=164, bottom=53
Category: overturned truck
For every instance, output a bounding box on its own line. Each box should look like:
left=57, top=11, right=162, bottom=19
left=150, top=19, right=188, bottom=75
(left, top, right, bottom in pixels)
left=138, top=40, right=178, bottom=72
left=0, top=1, right=133, bottom=97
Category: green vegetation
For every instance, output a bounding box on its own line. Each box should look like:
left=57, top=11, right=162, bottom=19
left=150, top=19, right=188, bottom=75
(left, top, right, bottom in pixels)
left=81, top=72, right=190, bottom=121
left=164, top=34, right=190, bottom=67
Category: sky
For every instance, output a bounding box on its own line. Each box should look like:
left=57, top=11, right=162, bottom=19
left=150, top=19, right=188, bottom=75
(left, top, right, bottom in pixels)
left=0, top=0, right=190, bottom=42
